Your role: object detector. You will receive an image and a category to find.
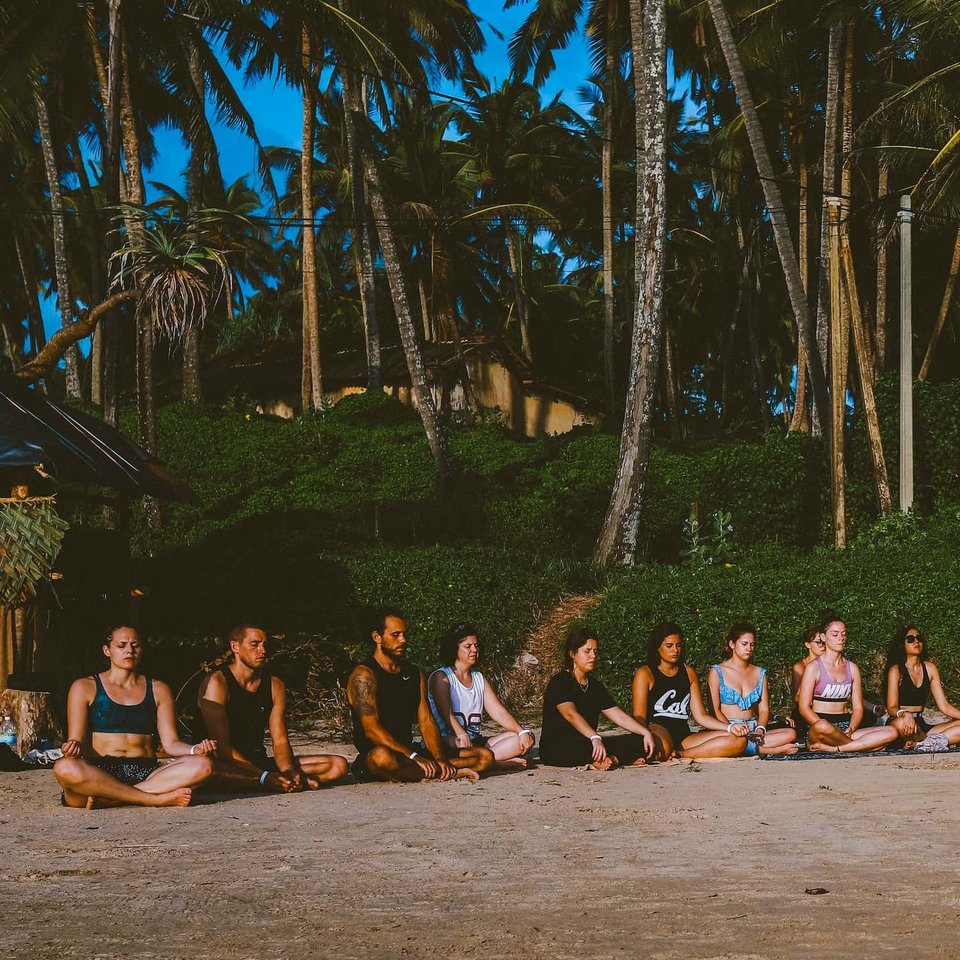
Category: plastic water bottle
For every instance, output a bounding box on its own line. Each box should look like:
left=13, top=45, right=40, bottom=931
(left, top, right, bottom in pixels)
left=0, top=716, right=17, bottom=756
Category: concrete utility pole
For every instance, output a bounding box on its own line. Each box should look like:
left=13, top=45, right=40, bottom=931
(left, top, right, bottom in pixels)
left=827, top=197, right=846, bottom=548
left=900, top=195, right=914, bottom=512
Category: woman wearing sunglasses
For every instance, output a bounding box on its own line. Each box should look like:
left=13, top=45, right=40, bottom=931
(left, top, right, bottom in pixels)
left=886, top=625, right=960, bottom=752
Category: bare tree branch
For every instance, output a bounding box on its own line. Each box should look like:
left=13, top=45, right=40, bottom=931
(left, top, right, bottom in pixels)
left=15, top=290, right=140, bottom=384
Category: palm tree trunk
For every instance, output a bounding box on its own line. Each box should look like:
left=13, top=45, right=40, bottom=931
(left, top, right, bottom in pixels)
left=354, top=127, right=456, bottom=479
left=182, top=28, right=206, bottom=405
left=507, top=231, right=533, bottom=363
left=840, top=229, right=892, bottom=515
left=813, top=22, right=843, bottom=436
left=300, top=24, right=322, bottom=410
left=341, top=66, right=381, bottom=390
left=706, top=0, right=829, bottom=438
left=664, top=324, right=682, bottom=441
left=13, top=229, right=46, bottom=358
left=789, top=142, right=811, bottom=432
left=418, top=273, right=433, bottom=342
left=602, top=28, right=617, bottom=418
left=68, top=132, right=106, bottom=405
left=595, top=0, right=666, bottom=567
left=918, top=225, right=960, bottom=381
left=875, top=123, right=890, bottom=376
left=34, top=88, right=81, bottom=399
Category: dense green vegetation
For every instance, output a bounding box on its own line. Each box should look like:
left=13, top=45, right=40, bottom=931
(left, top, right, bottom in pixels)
left=128, top=389, right=960, bottom=711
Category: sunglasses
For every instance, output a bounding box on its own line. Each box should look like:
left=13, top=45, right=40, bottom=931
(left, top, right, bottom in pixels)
left=905, top=635, right=924, bottom=643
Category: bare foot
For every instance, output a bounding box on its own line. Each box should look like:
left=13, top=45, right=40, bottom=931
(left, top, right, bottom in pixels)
left=626, top=757, right=647, bottom=766
left=85, top=795, right=125, bottom=810
left=494, top=758, right=528, bottom=771
left=148, top=788, right=193, bottom=808
left=584, top=756, right=616, bottom=772
left=303, top=775, right=323, bottom=790
left=454, top=768, right=480, bottom=781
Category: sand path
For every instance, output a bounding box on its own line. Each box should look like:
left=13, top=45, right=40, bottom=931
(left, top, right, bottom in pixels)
left=2, top=747, right=959, bottom=959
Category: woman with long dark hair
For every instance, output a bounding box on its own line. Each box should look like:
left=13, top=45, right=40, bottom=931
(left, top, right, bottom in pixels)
left=632, top=622, right=750, bottom=759
left=539, top=627, right=654, bottom=770
left=885, top=625, right=960, bottom=751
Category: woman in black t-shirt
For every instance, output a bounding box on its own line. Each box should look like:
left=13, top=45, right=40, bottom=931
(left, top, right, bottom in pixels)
left=539, top=627, right=655, bottom=769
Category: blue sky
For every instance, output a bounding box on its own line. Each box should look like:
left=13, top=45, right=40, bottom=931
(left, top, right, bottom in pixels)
left=44, top=3, right=596, bottom=342
left=147, top=3, right=595, bottom=200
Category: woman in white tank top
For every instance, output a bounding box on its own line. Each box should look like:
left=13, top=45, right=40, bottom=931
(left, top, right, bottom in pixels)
left=428, top=623, right=534, bottom=770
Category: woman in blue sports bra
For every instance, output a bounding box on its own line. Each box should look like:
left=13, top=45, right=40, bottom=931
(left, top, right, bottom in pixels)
left=708, top=622, right=797, bottom=756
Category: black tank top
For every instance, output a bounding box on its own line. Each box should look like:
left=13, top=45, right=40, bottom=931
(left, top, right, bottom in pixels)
left=647, top=664, right=692, bottom=726
left=898, top=662, right=931, bottom=709
left=220, top=665, right=273, bottom=764
left=352, top=657, right=421, bottom=755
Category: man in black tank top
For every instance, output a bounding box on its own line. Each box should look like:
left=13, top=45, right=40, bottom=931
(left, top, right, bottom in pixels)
left=347, top=608, right=494, bottom=782
left=199, top=624, right=349, bottom=792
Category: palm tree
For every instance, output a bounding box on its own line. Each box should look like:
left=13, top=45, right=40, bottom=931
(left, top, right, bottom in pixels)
left=595, top=0, right=668, bottom=566
left=704, top=0, right=830, bottom=437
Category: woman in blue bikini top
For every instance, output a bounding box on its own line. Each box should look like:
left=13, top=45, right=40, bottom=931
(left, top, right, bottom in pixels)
left=708, top=621, right=798, bottom=756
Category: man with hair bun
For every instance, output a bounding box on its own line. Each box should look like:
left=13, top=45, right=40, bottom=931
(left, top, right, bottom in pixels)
left=199, top=623, right=349, bottom=791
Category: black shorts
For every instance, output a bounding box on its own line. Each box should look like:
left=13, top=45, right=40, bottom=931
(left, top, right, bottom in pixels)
left=650, top=718, right=691, bottom=750
left=93, top=757, right=161, bottom=787
left=540, top=733, right=649, bottom=768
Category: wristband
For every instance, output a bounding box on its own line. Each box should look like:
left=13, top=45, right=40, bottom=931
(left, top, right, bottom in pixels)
left=755, top=725, right=766, bottom=734
left=409, top=752, right=419, bottom=760
left=896, top=709, right=908, bottom=718
left=189, top=744, right=198, bottom=755
left=726, top=723, right=738, bottom=734
left=517, top=729, right=533, bottom=739
left=259, top=770, right=270, bottom=786
left=589, top=734, right=602, bottom=741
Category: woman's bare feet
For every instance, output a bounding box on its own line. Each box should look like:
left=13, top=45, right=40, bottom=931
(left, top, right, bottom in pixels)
left=584, top=756, right=618, bottom=771
left=148, top=788, right=193, bottom=808
left=454, top=767, right=480, bottom=781
left=494, top=758, right=528, bottom=771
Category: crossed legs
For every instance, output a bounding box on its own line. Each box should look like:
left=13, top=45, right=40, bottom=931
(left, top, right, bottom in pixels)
left=54, top=755, right=213, bottom=809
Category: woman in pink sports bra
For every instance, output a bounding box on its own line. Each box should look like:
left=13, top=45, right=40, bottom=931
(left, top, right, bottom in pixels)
left=797, top=612, right=899, bottom=753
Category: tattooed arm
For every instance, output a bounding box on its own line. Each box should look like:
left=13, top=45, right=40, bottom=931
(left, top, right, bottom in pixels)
left=347, top=665, right=413, bottom=754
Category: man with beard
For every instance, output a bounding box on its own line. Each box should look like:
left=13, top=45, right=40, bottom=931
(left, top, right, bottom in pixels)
left=347, top=608, right=494, bottom=782
left=199, top=624, right=349, bottom=791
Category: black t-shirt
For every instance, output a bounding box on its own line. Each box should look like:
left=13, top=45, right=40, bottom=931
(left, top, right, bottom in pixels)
left=540, top=671, right=616, bottom=764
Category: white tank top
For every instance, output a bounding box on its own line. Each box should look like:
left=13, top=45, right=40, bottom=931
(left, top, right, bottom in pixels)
left=428, top=666, right=486, bottom=737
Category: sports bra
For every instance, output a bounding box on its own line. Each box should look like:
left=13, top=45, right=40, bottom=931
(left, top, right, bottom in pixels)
left=897, top=662, right=931, bottom=709
left=89, top=674, right=157, bottom=735
left=812, top=656, right=853, bottom=703
left=711, top=665, right=765, bottom=711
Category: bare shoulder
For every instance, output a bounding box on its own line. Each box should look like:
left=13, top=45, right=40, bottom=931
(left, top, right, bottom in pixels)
left=926, top=660, right=942, bottom=680
left=632, top=664, right=653, bottom=685
left=348, top=663, right=376, bottom=687
left=69, top=676, right=97, bottom=700
left=198, top=669, right=228, bottom=702
left=270, top=674, right=287, bottom=697
left=685, top=664, right=700, bottom=683
left=151, top=679, right=174, bottom=701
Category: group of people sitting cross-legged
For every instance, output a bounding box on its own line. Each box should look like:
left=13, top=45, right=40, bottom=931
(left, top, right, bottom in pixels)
left=52, top=607, right=958, bottom=808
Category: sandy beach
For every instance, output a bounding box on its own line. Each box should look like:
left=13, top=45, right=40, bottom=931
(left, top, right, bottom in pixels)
left=3, top=742, right=960, bottom=960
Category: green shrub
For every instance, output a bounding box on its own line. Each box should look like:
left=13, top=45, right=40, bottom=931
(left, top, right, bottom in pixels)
left=584, top=510, right=960, bottom=711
